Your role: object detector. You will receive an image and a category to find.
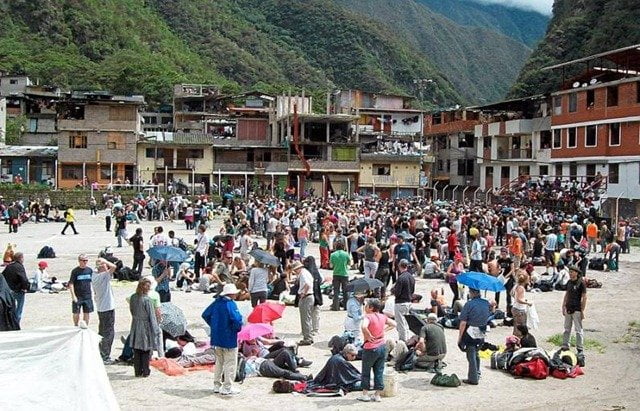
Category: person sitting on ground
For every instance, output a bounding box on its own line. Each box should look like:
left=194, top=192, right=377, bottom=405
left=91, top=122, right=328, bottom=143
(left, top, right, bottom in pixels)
left=415, top=313, right=447, bottom=371
left=310, top=343, right=362, bottom=391
left=517, top=324, right=537, bottom=348
left=241, top=336, right=312, bottom=368
left=245, top=349, right=312, bottom=382
left=429, top=288, right=447, bottom=317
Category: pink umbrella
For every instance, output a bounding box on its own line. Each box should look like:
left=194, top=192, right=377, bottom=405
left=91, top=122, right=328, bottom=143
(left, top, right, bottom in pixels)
left=237, top=323, right=273, bottom=342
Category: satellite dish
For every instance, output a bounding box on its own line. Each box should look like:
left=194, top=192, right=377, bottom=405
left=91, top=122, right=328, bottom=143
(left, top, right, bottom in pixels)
left=589, top=78, right=597, bottom=85
left=572, top=82, right=580, bottom=88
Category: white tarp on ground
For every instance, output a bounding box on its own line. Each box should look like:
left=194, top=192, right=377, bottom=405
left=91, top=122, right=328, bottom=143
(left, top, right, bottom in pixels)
left=0, top=326, right=119, bottom=411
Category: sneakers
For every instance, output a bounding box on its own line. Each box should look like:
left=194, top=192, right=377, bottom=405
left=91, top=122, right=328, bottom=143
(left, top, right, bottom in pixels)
left=462, top=379, right=478, bottom=385
left=213, top=385, right=221, bottom=394
left=298, top=358, right=313, bottom=367
left=220, top=387, right=240, bottom=396
left=357, top=395, right=372, bottom=402
left=371, top=394, right=382, bottom=402
left=298, top=339, right=313, bottom=346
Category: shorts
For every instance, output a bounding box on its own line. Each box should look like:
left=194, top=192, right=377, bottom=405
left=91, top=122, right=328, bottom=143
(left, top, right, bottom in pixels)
left=544, top=250, right=555, bottom=264
left=72, top=298, right=94, bottom=314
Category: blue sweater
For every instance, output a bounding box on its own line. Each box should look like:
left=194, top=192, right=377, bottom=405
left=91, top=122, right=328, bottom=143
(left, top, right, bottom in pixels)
left=202, top=296, right=243, bottom=349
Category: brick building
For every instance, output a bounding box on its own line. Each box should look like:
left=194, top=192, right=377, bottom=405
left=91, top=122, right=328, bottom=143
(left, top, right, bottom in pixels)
left=544, top=44, right=640, bottom=217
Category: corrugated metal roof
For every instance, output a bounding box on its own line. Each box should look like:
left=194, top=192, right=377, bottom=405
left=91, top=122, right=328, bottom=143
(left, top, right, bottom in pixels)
left=0, top=145, right=58, bottom=157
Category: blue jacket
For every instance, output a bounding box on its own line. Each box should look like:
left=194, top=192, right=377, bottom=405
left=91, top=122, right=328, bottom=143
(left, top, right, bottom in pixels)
left=202, top=296, right=243, bottom=349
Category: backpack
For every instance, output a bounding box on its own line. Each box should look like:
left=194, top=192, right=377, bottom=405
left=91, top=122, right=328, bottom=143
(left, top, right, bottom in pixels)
left=177, top=238, right=188, bottom=251
left=118, top=267, right=140, bottom=282
left=37, top=246, right=56, bottom=259
left=511, top=358, right=549, bottom=379
left=588, top=257, right=605, bottom=271
left=430, top=372, right=461, bottom=387
left=394, top=348, right=416, bottom=372
left=491, top=351, right=512, bottom=370
left=235, top=354, right=247, bottom=383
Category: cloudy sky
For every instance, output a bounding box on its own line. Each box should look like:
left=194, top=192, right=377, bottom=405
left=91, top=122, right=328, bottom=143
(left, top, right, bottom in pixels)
left=470, top=0, right=554, bottom=15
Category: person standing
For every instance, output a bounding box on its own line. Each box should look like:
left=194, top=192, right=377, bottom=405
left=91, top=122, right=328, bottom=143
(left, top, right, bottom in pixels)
left=128, top=277, right=159, bottom=377
left=61, top=206, right=79, bottom=235
left=194, top=224, right=209, bottom=280
left=92, top=258, right=117, bottom=363
left=393, top=259, right=415, bottom=342
left=152, top=260, right=171, bottom=303
left=469, top=233, right=484, bottom=272
left=562, top=266, right=587, bottom=354
left=105, top=202, right=113, bottom=232
left=69, top=254, right=94, bottom=326
left=1, top=252, right=28, bottom=325
left=129, top=228, right=145, bottom=277
left=358, top=236, right=381, bottom=279
left=297, top=223, right=309, bottom=259
left=248, top=262, right=269, bottom=307
left=115, top=209, right=127, bottom=248
left=330, top=241, right=351, bottom=311
left=202, top=283, right=243, bottom=395
left=586, top=220, right=598, bottom=254
left=344, top=291, right=366, bottom=344
left=8, top=203, right=20, bottom=233
left=359, top=298, right=396, bottom=403
left=457, top=288, right=491, bottom=385
left=293, top=261, right=315, bottom=346
left=511, top=273, right=532, bottom=338
left=544, top=229, right=558, bottom=275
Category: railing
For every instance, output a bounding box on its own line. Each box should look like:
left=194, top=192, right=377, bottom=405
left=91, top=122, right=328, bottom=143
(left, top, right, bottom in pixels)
left=371, top=175, right=420, bottom=185
left=496, top=148, right=533, bottom=160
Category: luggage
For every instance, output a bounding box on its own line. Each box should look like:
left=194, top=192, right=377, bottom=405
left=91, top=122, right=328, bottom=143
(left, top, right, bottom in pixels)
left=430, top=372, right=461, bottom=387
left=588, top=257, right=605, bottom=271
left=511, top=358, right=549, bottom=379
left=394, top=348, right=416, bottom=372
left=491, top=351, right=512, bottom=370
left=37, top=246, right=56, bottom=259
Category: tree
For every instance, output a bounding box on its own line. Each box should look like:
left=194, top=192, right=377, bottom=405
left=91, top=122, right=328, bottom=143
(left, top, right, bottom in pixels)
left=5, top=115, right=26, bottom=145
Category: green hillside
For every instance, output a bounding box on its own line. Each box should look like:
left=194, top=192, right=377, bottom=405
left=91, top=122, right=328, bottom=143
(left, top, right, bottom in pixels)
left=341, top=0, right=533, bottom=104
left=510, top=0, right=640, bottom=98
left=416, top=0, right=549, bottom=47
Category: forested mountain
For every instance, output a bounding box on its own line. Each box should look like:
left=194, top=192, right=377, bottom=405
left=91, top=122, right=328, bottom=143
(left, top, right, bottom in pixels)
left=510, top=0, right=640, bottom=98
left=0, top=0, right=543, bottom=107
left=416, top=0, right=549, bottom=47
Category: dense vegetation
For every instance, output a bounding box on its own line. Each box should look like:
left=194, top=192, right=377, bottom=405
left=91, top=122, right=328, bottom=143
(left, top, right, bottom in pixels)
left=510, top=0, right=640, bottom=98
left=0, top=0, right=543, bottom=107
left=416, top=0, right=549, bottom=47
left=341, top=0, right=533, bottom=104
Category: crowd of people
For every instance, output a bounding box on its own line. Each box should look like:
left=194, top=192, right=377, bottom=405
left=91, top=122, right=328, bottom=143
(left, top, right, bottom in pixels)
left=0, top=183, right=634, bottom=400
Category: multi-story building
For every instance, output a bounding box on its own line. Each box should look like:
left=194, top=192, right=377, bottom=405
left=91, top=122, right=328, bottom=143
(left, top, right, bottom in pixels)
left=273, top=94, right=359, bottom=198
left=333, top=90, right=429, bottom=198
left=473, top=97, right=552, bottom=191
left=544, top=44, right=640, bottom=217
left=142, top=110, right=173, bottom=133
left=173, top=84, right=223, bottom=134
left=0, top=98, right=5, bottom=145
left=0, top=145, right=57, bottom=184
left=57, top=92, right=144, bottom=188
left=424, top=109, right=481, bottom=201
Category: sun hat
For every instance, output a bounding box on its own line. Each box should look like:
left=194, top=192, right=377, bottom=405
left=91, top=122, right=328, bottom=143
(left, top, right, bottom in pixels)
left=427, top=313, right=438, bottom=322
left=290, top=261, right=305, bottom=271
left=220, top=283, right=240, bottom=296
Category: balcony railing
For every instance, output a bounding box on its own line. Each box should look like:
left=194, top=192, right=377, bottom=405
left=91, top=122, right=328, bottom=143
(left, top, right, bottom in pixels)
left=496, top=148, right=533, bottom=160
left=289, top=160, right=359, bottom=171
left=371, top=175, right=420, bottom=186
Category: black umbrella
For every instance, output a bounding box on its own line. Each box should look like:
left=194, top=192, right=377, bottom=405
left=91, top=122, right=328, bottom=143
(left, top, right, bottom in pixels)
left=249, top=249, right=280, bottom=267
left=346, top=277, right=384, bottom=293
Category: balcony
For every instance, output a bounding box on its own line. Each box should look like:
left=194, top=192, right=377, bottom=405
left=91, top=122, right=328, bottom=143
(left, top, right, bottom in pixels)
left=289, top=159, right=359, bottom=172
left=496, top=148, right=533, bottom=160
left=370, top=175, right=420, bottom=186
left=505, top=119, right=533, bottom=135
left=213, top=162, right=289, bottom=173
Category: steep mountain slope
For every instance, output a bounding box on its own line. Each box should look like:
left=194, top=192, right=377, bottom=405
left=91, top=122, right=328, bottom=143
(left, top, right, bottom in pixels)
left=341, top=0, right=532, bottom=104
left=510, top=0, right=640, bottom=98
left=416, top=0, right=549, bottom=47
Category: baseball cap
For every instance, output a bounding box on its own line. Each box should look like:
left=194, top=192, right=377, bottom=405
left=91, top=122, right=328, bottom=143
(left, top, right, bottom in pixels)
left=38, top=261, right=48, bottom=269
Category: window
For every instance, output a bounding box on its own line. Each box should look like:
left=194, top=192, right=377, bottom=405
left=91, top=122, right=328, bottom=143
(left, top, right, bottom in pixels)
left=107, top=132, right=124, bottom=150
left=567, top=128, right=577, bottom=148
left=437, top=160, right=443, bottom=171
left=553, top=96, right=562, bottom=115
left=607, top=86, right=618, bottom=107
left=609, top=123, right=621, bottom=146
left=609, top=163, right=619, bottom=184
left=586, top=89, right=595, bottom=108
left=333, top=147, right=356, bottom=161
left=109, top=106, right=136, bottom=121
left=539, top=165, right=549, bottom=176
left=457, top=159, right=474, bottom=176
left=1, top=159, right=12, bottom=175
left=373, top=164, right=391, bottom=176
left=501, top=166, right=510, bottom=179
left=540, top=130, right=551, bottom=149
left=458, top=134, right=474, bottom=148
left=68, top=133, right=87, bottom=148
left=555, top=164, right=563, bottom=177
left=144, top=116, right=157, bottom=125
left=569, top=93, right=577, bottom=113
left=553, top=129, right=562, bottom=149
left=483, top=137, right=491, bottom=149
left=9, top=79, right=17, bottom=85
left=61, top=165, right=83, bottom=180
left=585, top=125, right=597, bottom=147
left=100, top=165, right=113, bottom=180
left=145, top=148, right=165, bottom=158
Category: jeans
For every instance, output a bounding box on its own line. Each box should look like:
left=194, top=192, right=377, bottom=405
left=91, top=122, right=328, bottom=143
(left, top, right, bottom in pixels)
left=299, top=239, right=308, bottom=258
left=194, top=253, right=206, bottom=279
left=98, top=310, right=115, bottom=360
left=364, top=261, right=378, bottom=279
left=465, top=343, right=481, bottom=384
left=116, top=229, right=127, bottom=247
left=10, top=290, right=25, bottom=325
left=361, top=345, right=387, bottom=391
left=298, top=295, right=314, bottom=341
left=394, top=302, right=412, bottom=342
left=332, top=276, right=349, bottom=311
left=132, top=254, right=145, bottom=276
left=213, top=346, right=238, bottom=391
left=563, top=311, right=584, bottom=351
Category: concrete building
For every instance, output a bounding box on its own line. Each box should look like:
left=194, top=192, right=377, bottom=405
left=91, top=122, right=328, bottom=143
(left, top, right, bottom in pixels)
left=333, top=90, right=430, bottom=198
left=0, top=98, right=5, bottom=145
left=0, top=146, right=56, bottom=184
left=142, top=110, right=173, bottom=133
left=543, top=44, right=640, bottom=218
left=424, top=109, right=481, bottom=201
left=172, top=84, right=223, bottom=134
left=473, top=97, right=552, bottom=192
left=56, top=92, right=145, bottom=188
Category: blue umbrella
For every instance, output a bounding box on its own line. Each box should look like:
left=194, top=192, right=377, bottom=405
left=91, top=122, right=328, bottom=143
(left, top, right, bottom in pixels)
left=456, top=271, right=505, bottom=292
left=147, top=246, right=188, bottom=262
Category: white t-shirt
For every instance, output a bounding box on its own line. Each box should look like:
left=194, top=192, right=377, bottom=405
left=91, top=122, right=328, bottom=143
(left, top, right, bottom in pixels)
left=151, top=233, right=170, bottom=247
left=267, top=217, right=279, bottom=233
left=298, top=269, right=313, bottom=295
left=92, top=270, right=115, bottom=312
left=240, top=234, right=252, bottom=254
left=195, top=233, right=210, bottom=255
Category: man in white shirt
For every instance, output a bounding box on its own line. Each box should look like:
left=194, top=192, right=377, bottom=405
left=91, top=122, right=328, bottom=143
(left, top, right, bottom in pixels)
left=469, top=233, right=484, bottom=272
left=150, top=226, right=170, bottom=247
left=194, top=224, right=210, bottom=279
left=267, top=214, right=279, bottom=249
left=239, top=228, right=253, bottom=265
left=92, top=258, right=117, bottom=363
left=293, top=261, right=315, bottom=346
